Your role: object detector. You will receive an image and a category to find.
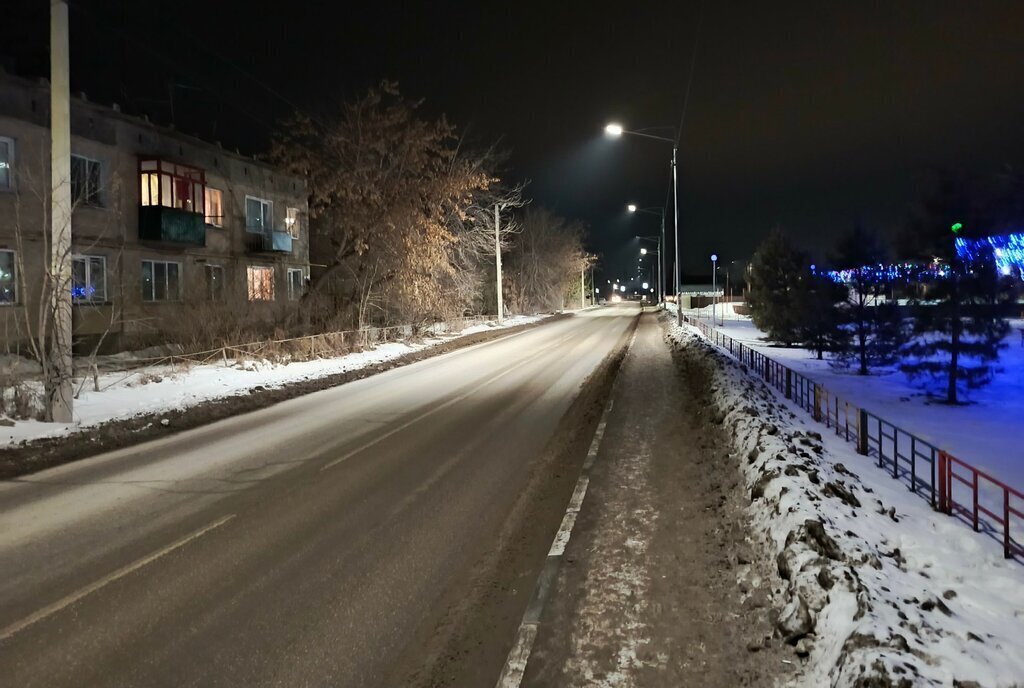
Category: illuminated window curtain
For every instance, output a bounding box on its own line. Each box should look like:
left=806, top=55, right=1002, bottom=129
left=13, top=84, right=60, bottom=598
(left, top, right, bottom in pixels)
left=247, top=266, right=274, bottom=301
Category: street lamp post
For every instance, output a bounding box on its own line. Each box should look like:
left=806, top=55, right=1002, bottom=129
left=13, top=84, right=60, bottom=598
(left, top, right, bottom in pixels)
left=607, top=124, right=681, bottom=324
left=628, top=205, right=665, bottom=308
left=711, top=253, right=718, bottom=325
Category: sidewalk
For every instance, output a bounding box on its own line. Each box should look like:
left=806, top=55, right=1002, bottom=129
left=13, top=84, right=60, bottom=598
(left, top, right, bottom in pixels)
left=521, top=312, right=789, bottom=687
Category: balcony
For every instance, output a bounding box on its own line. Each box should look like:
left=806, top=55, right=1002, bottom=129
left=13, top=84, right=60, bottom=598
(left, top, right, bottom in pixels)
left=246, top=229, right=293, bottom=254
left=138, top=206, right=206, bottom=247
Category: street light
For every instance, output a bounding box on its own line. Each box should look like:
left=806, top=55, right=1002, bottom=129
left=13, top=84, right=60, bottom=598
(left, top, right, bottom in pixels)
left=640, top=247, right=648, bottom=255
left=627, top=205, right=666, bottom=309
left=711, top=253, right=718, bottom=325
left=607, top=124, right=680, bottom=324
left=604, top=122, right=624, bottom=137
left=627, top=203, right=638, bottom=213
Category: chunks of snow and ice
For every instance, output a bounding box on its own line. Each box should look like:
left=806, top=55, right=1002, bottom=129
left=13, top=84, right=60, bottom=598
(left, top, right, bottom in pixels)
left=670, top=302, right=1024, bottom=490
left=668, top=323, right=1024, bottom=688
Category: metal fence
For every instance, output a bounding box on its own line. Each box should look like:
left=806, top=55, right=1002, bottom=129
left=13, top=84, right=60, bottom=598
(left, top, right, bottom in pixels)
left=683, top=313, right=1024, bottom=560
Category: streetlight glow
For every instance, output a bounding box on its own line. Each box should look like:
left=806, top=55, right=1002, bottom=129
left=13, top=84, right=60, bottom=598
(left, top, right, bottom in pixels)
left=640, top=247, right=647, bottom=255
left=604, top=122, right=624, bottom=137
left=627, top=203, right=637, bottom=213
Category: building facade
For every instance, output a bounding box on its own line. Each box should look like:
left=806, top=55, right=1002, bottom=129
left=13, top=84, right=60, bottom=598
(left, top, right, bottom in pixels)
left=0, top=70, right=309, bottom=352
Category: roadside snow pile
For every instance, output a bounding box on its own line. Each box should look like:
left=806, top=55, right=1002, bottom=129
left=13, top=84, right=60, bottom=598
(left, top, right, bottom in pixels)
left=0, top=314, right=547, bottom=447
left=668, top=324, right=1024, bottom=688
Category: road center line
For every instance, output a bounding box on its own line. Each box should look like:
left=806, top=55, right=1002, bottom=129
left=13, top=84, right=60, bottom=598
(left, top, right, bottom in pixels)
left=0, top=514, right=236, bottom=642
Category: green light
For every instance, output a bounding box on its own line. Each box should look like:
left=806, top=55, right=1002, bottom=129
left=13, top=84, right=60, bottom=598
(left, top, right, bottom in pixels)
left=951, top=222, right=963, bottom=234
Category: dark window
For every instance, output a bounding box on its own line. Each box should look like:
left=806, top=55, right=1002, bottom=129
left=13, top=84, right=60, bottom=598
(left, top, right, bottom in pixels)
left=71, top=155, right=102, bottom=206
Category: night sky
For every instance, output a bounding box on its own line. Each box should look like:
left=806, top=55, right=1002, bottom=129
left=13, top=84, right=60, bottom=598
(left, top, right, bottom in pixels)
left=8, top=1, right=1024, bottom=285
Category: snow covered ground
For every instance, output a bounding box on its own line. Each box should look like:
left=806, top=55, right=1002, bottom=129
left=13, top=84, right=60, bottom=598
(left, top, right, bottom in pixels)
left=668, top=324, right=1024, bottom=688
left=0, top=315, right=547, bottom=448
left=670, top=302, right=1024, bottom=491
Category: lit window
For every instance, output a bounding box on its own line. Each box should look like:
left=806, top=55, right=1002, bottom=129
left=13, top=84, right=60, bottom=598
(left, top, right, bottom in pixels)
left=0, top=250, right=16, bottom=304
left=141, top=260, right=181, bottom=302
left=72, top=255, right=106, bottom=302
left=247, top=265, right=274, bottom=301
left=205, top=188, right=224, bottom=227
left=286, top=207, right=300, bottom=238
left=287, top=268, right=305, bottom=300
left=71, top=155, right=102, bottom=206
left=139, top=160, right=205, bottom=213
left=245, top=196, right=273, bottom=233
left=205, top=264, right=224, bottom=301
left=0, top=137, right=13, bottom=191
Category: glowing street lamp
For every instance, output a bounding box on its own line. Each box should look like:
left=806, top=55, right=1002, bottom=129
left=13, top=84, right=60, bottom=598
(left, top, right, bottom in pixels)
left=604, top=122, right=624, bottom=137
left=606, top=123, right=680, bottom=324
left=640, top=247, right=648, bottom=255
left=711, top=253, right=719, bottom=324
left=627, top=203, right=638, bottom=213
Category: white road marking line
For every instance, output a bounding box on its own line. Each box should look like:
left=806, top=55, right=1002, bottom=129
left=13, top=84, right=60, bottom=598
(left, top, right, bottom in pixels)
left=494, top=319, right=638, bottom=688
left=495, top=624, right=538, bottom=688
left=0, top=514, right=235, bottom=642
left=548, top=476, right=588, bottom=557
left=320, top=332, right=576, bottom=472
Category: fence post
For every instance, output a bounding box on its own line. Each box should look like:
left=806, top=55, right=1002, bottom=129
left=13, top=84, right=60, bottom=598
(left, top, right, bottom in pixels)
left=1005, top=492, right=1012, bottom=559
left=813, top=384, right=822, bottom=422
left=785, top=369, right=792, bottom=399
left=222, top=348, right=228, bottom=368
left=937, top=452, right=949, bottom=514
left=856, top=409, right=868, bottom=455
left=972, top=472, right=979, bottom=532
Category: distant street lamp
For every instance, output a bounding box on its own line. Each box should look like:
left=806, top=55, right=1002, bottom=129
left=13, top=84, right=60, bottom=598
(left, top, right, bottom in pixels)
left=711, top=253, right=718, bottom=325
left=628, top=204, right=666, bottom=308
left=609, top=126, right=681, bottom=324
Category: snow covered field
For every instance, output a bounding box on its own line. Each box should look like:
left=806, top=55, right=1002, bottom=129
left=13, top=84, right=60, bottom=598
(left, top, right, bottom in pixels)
left=672, top=302, right=1024, bottom=490
left=0, top=315, right=547, bottom=448
left=668, top=324, right=1024, bottom=687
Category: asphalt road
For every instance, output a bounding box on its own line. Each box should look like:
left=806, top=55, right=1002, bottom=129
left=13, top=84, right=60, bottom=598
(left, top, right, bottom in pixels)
left=0, top=305, right=636, bottom=687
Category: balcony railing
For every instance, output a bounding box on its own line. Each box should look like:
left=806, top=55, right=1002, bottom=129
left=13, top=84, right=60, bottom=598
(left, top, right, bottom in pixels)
left=138, top=206, right=206, bottom=247
left=246, top=229, right=292, bottom=253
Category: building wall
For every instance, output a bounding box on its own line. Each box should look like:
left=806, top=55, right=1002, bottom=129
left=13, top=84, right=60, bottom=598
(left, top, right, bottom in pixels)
left=0, top=72, right=309, bottom=352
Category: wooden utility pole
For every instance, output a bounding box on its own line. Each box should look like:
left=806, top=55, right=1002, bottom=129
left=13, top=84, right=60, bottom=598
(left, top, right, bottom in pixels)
left=49, top=0, right=73, bottom=422
left=494, top=204, right=503, bottom=324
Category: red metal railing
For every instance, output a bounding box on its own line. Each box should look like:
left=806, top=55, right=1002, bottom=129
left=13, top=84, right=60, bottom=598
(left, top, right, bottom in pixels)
left=681, top=313, right=1024, bottom=560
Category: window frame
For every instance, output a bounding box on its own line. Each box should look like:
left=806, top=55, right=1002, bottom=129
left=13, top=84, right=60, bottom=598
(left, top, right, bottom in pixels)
left=204, top=187, right=224, bottom=227
left=0, top=249, right=17, bottom=305
left=72, top=254, right=107, bottom=303
left=139, top=159, right=206, bottom=214
left=287, top=267, right=305, bottom=301
left=285, top=207, right=301, bottom=239
left=245, top=196, right=273, bottom=234
left=246, top=264, right=275, bottom=302
left=0, top=136, right=14, bottom=192
left=205, top=263, right=225, bottom=301
left=71, top=153, right=103, bottom=207
left=140, top=259, right=182, bottom=303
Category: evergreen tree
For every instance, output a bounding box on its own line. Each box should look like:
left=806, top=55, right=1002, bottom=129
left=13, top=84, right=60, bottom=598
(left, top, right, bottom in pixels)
left=898, top=172, right=1014, bottom=403
left=747, top=229, right=808, bottom=345
left=795, top=271, right=846, bottom=360
left=830, top=224, right=907, bottom=374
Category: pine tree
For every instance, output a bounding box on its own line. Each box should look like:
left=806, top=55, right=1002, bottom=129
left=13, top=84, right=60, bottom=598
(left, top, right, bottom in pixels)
left=830, top=224, right=906, bottom=374
left=747, top=229, right=808, bottom=345
left=898, top=172, right=1014, bottom=404
left=795, top=271, right=846, bottom=360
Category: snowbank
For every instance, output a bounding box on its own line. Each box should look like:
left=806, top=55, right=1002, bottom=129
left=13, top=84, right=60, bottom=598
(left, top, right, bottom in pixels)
left=671, top=303, right=1024, bottom=491
left=668, top=324, right=1024, bottom=687
left=0, top=315, right=547, bottom=448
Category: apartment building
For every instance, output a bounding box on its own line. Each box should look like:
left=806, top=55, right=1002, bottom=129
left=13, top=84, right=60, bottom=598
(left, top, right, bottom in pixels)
left=0, top=69, right=310, bottom=352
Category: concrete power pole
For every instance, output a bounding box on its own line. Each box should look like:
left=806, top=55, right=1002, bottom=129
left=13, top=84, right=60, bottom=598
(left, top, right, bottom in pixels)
left=580, top=268, right=585, bottom=310
left=49, top=0, right=73, bottom=422
left=494, top=204, right=503, bottom=325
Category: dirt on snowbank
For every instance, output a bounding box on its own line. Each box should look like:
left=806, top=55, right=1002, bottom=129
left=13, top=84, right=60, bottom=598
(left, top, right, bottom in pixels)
left=667, top=323, right=1024, bottom=688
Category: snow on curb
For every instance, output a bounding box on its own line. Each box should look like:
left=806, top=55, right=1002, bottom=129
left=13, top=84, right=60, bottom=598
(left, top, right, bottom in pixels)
left=0, top=315, right=548, bottom=448
left=667, top=324, right=1024, bottom=688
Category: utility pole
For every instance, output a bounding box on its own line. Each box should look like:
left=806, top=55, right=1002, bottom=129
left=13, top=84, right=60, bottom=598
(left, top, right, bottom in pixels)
left=49, top=0, right=73, bottom=423
left=494, top=204, right=503, bottom=324
left=581, top=268, right=588, bottom=309
left=672, top=146, right=681, bottom=325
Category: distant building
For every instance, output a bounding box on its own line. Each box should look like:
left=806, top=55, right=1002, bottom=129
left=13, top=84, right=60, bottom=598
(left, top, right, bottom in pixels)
left=0, top=70, right=309, bottom=352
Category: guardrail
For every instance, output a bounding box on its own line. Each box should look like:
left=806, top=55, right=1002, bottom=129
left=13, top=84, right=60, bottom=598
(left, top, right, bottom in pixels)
left=681, top=313, right=1024, bottom=560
